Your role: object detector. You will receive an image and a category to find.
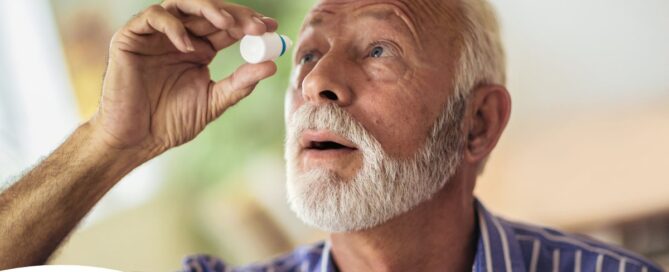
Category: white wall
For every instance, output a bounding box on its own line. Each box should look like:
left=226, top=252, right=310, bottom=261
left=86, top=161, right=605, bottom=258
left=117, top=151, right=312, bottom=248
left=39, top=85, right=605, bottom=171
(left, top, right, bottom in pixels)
left=476, top=0, right=669, bottom=229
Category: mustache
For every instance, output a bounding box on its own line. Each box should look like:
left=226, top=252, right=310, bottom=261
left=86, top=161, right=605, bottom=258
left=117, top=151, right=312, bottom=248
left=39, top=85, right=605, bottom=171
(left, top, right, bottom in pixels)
left=286, top=103, right=383, bottom=156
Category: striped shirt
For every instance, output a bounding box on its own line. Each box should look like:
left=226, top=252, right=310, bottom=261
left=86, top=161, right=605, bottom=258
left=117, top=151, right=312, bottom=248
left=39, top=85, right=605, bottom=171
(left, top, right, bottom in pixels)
left=183, top=200, right=663, bottom=272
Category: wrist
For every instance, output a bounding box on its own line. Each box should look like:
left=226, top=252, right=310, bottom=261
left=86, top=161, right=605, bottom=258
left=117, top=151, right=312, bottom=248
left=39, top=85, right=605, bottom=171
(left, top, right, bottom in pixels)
left=77, top=121, right=156, bottom=176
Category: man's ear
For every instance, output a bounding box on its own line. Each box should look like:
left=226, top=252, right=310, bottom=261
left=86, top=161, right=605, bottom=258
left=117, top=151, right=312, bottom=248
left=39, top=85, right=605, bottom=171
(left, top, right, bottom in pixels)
left=463, top=84, right=511, bottom=165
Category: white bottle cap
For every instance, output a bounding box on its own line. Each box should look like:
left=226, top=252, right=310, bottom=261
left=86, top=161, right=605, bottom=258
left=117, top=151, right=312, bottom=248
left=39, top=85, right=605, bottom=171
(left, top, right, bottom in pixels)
left=240, top=32, right=293, bottom=64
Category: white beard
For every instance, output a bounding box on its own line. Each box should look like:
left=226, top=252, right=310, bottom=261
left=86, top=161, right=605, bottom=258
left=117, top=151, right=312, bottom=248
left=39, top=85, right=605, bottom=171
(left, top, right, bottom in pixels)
left=284, top=97, right=466, bottom=232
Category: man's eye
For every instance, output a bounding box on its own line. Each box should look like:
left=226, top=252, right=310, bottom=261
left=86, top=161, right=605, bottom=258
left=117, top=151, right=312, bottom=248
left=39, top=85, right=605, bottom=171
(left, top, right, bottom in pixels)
left=369, top=46, right=384, bottom=58
left=300, top=53, right=317, bottom=64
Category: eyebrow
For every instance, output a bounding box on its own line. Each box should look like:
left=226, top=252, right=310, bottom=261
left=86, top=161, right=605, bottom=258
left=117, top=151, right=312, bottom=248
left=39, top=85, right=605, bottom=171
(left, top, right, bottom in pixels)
left=308, top=17, right=324, bottom=27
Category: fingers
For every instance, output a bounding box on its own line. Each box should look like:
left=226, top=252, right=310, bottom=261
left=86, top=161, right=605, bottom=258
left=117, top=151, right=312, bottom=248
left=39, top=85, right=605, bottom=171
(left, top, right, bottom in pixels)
left=162, top=0, right=234, bottom=30
left=259, top=17, right=279, bottom=33
left=120, top=1, right=281, bottom=57
left=126, top=5, right=194, bottom=53
left=203, top=11, right=277, bottom=50
left=183, top=15, right=273, bottom=41
left=163, top=0, right=273, bottom=35
left=184, top=18, right=220, bottom=37
left=208, top=61, right=278, bottom=119
left=226, top=5, right=267, bottom=35
left=206, top=30, right=237, bottom=51
left=182, top=18, right=240, bottom=51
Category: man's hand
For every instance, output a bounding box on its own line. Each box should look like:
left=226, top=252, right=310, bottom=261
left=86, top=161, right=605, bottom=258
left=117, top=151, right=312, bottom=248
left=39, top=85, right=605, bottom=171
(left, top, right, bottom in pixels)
left=92, top=0, right=278, bottom=157
left=0, top=0, right=278, bottom=268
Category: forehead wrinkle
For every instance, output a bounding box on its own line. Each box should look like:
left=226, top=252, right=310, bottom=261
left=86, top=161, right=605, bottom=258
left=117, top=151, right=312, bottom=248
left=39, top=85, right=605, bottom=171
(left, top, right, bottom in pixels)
left=355, top=2, right=421, bottom=44
left=401, top=0, right=464, bottom=68
left=404, top=0, right=461, bottom=33
left=356, top=8, right=394, bottom=20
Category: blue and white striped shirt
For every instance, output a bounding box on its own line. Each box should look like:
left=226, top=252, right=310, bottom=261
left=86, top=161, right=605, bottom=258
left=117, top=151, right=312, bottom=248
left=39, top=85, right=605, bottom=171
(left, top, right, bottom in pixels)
left=183, top=200, right=663, bottom=272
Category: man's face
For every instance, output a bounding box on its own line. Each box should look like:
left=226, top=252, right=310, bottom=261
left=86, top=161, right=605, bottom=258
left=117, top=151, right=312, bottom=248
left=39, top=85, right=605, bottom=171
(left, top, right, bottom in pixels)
left=288, top=0, right=460, bottom=177
left=284, top=0, right=466, bottom=231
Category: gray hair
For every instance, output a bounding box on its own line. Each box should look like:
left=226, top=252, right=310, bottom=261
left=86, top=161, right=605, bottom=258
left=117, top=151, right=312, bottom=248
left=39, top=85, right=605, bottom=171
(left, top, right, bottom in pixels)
left=453, top=0, right=506, bottom=99
left=451, top=0, right=506, bottom=174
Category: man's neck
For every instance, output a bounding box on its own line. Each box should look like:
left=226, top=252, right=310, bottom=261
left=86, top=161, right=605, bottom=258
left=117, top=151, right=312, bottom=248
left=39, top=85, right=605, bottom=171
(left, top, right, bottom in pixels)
left=328, top=175, right=478, bottom=272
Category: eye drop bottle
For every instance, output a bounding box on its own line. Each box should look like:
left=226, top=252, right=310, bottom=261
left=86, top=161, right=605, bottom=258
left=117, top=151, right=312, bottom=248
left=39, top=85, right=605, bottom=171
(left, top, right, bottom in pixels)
left=240, top=32, right=292, bottom=64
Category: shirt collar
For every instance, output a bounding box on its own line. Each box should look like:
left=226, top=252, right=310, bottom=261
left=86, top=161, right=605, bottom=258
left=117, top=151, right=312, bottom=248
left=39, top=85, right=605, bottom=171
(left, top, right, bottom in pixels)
left=474, top=199, right=527, bottom=272
left=317, top=199, right=528, bottom=272
left=320, top=240, right=337, bottom=272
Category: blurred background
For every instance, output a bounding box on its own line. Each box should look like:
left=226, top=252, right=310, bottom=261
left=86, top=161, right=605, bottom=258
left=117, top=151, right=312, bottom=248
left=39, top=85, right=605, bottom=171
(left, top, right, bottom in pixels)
left=0, top=0, right=667, bottom=270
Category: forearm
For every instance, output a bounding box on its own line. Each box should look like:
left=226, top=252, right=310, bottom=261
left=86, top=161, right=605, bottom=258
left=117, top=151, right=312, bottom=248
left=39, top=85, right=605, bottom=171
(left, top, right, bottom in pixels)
left=0, top=122, right=151, bottom=268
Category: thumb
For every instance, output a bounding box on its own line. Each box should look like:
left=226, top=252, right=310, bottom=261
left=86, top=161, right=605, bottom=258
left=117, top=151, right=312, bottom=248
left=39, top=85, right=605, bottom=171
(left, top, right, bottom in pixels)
left=208, top=61, right=277, bottom=120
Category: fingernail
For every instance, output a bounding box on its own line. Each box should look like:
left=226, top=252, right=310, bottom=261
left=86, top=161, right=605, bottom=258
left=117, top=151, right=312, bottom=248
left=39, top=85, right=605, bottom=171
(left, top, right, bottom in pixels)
left=252, top=16, right=265, bottom=26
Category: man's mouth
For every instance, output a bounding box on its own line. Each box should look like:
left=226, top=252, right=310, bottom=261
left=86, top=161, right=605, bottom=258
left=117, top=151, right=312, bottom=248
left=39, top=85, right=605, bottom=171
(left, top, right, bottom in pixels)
left=307, top=140, right=353, bottom=150
left=299, top=130, right=358, bottom=154
left=297, top=130, right=362, bottom=172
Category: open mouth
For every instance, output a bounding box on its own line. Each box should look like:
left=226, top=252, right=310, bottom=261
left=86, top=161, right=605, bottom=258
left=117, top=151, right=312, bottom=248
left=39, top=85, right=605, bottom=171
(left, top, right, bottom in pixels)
left=308, top=140, right=354, bottom=150
left=300, top=130, right=358, bottom=154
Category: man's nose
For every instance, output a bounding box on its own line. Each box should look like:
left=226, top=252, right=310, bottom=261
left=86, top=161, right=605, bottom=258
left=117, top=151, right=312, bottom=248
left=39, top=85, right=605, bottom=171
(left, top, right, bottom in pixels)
left=301, top=54, right=353, bottom=107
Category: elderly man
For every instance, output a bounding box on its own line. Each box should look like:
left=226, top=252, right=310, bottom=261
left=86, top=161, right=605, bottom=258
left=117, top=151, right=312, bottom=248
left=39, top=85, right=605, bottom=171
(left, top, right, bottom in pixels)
left=0, top=0, right=662, bottom=271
